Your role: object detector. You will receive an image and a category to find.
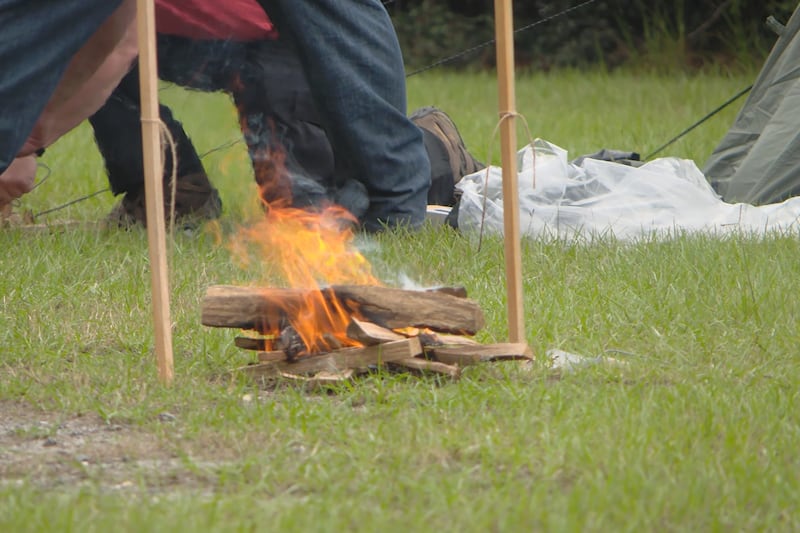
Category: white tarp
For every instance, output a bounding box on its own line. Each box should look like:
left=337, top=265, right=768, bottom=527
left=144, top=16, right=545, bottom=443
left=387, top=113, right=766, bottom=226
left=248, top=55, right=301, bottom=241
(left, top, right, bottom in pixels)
left=456, top=139, right=800, bottom=241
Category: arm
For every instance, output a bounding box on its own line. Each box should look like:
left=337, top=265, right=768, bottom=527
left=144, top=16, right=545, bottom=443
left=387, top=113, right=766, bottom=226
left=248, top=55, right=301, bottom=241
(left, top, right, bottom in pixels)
left=20, top=0, right=139, bottom=156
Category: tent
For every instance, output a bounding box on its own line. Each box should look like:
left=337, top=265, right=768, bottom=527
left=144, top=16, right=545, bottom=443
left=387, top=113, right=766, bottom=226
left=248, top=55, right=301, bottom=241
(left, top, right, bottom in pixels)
left=703, top=5, right=800, bottom=205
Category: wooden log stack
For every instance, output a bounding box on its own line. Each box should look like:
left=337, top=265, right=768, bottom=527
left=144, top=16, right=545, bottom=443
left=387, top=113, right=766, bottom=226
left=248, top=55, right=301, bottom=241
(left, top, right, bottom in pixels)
left=201, top=284, right=532, bottom=386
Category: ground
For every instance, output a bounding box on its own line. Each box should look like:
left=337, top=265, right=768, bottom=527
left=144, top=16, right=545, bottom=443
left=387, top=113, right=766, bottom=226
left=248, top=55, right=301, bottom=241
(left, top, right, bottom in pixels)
left=0, top=400, right=194, bottom=493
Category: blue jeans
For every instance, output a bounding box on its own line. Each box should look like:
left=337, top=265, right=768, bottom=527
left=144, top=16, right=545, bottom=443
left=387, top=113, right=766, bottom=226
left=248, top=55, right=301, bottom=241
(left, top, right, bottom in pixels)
left=91, top=36, right=335, bottom=201
left=0, top=0, right=123, bottom=173
left=255, top=0, right=431, bottom=230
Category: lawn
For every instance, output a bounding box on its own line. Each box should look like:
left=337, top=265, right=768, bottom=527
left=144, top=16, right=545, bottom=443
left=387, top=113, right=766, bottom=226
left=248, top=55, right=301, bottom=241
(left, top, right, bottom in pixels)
left=1, top=69, right=799, bottom=531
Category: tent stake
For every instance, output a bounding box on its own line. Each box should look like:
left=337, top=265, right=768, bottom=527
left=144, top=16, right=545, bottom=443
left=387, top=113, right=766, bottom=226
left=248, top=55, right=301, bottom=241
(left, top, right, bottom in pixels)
left=493, top=0, right=526, bottom=343
left=136, top=0, right=174, bottom=384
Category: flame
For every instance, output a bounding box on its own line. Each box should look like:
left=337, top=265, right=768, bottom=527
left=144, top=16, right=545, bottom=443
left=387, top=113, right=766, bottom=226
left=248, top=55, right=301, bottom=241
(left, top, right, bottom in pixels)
left=229, top=131, right=380, bottom=355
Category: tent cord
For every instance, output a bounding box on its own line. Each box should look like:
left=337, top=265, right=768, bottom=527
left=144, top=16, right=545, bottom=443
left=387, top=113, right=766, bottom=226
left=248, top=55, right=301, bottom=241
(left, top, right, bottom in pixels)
left=644, top=84, right=752, bottom=160
left=33, top=188, right=110, bottom=218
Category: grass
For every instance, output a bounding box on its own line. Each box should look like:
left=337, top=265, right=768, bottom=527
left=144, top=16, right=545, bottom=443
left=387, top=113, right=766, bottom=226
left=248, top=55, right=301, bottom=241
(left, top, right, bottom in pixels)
left=2, top=69, right=799, bottom=531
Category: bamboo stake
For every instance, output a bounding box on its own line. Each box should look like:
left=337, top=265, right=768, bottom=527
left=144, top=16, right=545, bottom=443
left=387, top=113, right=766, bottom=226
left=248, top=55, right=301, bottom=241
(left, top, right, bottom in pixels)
left=493, top=0, right=526, bottom=343
left=136, top=0, right=174, bottom=384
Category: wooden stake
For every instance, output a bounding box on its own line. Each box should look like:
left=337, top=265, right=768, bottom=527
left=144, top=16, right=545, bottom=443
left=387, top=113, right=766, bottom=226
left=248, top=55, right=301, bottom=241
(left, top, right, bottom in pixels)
left=137, top=0, right=174, bottom=384
left=494, top=0, right=526, bottom=343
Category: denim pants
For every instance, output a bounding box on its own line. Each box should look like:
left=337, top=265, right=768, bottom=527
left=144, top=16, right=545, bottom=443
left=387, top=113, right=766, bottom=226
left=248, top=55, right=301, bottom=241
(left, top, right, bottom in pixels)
left=255, top=0, right=431, bottom=230
left=90, top=35, right=336, bottom=208
left=89, top=60, right=206, bottom=197
left=0, top=0, right=123, bottom=173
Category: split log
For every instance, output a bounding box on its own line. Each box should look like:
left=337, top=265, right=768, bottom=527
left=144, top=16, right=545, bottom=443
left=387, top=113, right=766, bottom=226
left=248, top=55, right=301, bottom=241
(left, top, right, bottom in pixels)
left=257, top=351, right=287, bottom=362
left=276, top=370, right=355, bottom=390
left=388, top=358, right=462, bottom=379
left=330, top=285, right=483, bottom=334
left=346, top=318, right=405, bottom=345
left=240, top=337, right=422, bottom=377
left=427, top=342, right=532, bottom=366
left=426, top=286, right=468, bottom=298
left=201, top=284, right=484, bottom=335
left=235, top=336, right=269, bottom=351
left=419, top=332, right=481, bottom=347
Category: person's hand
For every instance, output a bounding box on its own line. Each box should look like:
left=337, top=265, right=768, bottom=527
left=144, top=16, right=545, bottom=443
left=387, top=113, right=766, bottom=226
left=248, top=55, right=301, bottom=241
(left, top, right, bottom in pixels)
left=0, top=156, right=37, bottom=207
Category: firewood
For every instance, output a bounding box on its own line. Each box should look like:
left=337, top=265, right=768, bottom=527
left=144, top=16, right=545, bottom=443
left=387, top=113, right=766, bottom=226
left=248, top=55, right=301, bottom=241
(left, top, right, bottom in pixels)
left=240, top=337, right=422, bottom=377
left=235, top=336, right=268, bottom=351
left=388, top=358, right=462, bottom=379
left=418, top=332, right=481, bottom=347
left=427, top=342, right=533, bottom=366
left=239, top=334, right=343, bottom=357
left=330, top=284, right=484, bottom=334
left=426, top=286, right=468, bottom=298
left=346, top=318, right=405, bottom=345
left=278, top=323, right=305, bottom=359
left=201, top=284, right=485, bottom=335
left=278, top=370, right=355, bottom=390
left=258, top=351, right=287, bottom=362
left=201, top=285, right=297, bottom=331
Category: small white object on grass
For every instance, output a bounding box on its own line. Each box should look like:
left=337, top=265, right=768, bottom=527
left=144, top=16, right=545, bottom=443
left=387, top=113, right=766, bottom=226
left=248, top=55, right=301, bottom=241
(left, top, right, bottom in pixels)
left=547, top=349, right=627, bottom=372
left=425, top=205, right=452, bottom=225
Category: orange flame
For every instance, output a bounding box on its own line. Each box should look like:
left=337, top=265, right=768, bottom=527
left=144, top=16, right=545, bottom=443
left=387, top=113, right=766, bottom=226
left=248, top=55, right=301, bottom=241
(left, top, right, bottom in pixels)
left=230, top=133, right=379, bottom=354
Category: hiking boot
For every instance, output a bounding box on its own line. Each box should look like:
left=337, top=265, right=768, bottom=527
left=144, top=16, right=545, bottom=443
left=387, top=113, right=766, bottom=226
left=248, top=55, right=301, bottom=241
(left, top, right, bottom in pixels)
left=411, top=106, right=485, bottom=206
left=107, top=172, right=222, bottom=229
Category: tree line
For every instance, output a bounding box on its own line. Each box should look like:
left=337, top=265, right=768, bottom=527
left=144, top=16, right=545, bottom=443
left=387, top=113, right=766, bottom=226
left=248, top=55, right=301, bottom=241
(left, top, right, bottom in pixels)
left=387, top=0, right=799, bottom=71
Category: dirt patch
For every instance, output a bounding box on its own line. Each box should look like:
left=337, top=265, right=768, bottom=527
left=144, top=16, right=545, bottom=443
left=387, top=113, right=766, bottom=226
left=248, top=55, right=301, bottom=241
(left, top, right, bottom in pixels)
left=0, top=401, right=209, bottom=492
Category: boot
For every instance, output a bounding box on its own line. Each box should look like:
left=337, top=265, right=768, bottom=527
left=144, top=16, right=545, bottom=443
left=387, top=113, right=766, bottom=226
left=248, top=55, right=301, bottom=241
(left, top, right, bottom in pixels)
left=411, top=106, right=485, bottom=206
left=107, top=172, right=222, bottom=228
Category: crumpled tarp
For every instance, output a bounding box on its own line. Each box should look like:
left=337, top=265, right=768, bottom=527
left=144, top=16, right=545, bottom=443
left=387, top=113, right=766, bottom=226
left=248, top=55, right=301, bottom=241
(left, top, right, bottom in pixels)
left=455, top=139, right=800, bottom=241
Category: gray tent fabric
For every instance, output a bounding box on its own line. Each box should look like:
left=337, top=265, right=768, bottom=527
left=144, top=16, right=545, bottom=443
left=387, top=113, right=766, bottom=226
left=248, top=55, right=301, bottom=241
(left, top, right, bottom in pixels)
left=704, top=4, right=800, bottom=205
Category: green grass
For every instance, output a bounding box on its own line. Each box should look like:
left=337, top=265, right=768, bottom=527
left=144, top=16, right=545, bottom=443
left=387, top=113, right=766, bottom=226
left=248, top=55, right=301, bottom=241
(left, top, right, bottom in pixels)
left=2, top=70, right=799, bottom=531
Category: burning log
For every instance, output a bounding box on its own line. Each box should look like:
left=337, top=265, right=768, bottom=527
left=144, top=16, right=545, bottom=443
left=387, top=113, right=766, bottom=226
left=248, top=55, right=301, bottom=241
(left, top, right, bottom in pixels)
left=201, top=284, right=485, bottom=335
left=278, top=323, right=307, bottom=360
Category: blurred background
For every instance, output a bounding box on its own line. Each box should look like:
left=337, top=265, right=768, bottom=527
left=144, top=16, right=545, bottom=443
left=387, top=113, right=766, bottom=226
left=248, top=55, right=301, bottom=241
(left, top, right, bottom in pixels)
left=387, top=0, right=797, bottom=72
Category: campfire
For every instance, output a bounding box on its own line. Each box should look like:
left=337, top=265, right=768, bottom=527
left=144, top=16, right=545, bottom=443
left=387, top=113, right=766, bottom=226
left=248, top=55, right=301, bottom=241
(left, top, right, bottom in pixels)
left=202, top=283, right=532, bottom=385
left=201, top=141, right=530, bottom=387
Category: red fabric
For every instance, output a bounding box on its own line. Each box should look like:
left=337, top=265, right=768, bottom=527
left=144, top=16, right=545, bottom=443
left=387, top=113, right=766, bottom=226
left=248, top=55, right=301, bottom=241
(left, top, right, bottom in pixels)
left=155, top=0, right=275, bottom=41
